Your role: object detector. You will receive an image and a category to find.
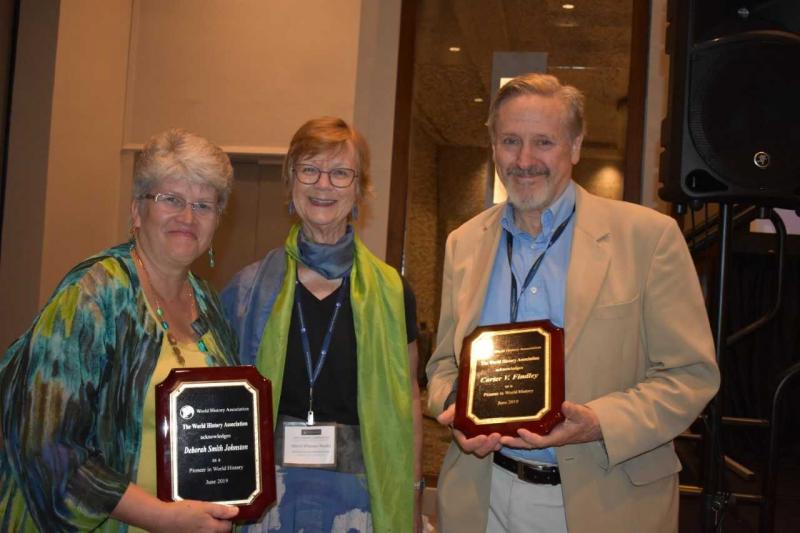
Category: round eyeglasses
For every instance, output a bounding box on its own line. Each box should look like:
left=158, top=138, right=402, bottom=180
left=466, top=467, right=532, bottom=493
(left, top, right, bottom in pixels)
left=140, top=193, right=220, bottom=217
left=294, top=164, right=357, bottom=188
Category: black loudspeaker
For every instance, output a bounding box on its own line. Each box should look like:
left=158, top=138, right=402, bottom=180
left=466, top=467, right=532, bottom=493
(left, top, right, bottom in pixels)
left=659, top=0, right=800, bottom=208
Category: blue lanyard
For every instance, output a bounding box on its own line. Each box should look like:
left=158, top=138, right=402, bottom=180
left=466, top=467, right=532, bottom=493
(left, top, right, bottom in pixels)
left=294, top=274, right=350, bottom=425
left=507, top=206, right=575, bottom=323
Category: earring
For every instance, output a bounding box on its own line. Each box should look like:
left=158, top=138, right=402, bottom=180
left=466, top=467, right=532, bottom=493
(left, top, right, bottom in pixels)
left=351, top=205, right=359, bottom=221
left=208, top=246, right=216, bottom=268
left=288, top=201, right=295, bottom=215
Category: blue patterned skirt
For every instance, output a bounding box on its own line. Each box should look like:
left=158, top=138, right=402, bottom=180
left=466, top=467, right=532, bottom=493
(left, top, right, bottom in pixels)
left=244, top=466, right=372, bottom=532
left=243, top=415, right=373, bottom=532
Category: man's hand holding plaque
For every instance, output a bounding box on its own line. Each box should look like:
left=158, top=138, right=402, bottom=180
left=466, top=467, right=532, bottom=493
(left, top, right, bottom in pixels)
left=453, top=320, right=565, bottom=438
left=155, top=366, right=276, bottom=523
left=498, top=400, right=603, bottom=449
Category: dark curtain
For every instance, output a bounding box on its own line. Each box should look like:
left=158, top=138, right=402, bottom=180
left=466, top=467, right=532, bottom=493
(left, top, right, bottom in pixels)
left=700, top=229, right=800, bottom=463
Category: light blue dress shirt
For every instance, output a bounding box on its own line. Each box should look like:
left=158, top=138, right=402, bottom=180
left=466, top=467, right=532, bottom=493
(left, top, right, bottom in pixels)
left=479, top=182, right=576, bottom=465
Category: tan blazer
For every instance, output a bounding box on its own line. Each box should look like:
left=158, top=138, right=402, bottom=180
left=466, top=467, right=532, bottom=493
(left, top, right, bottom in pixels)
left=426, top=185, right=720, bottom=533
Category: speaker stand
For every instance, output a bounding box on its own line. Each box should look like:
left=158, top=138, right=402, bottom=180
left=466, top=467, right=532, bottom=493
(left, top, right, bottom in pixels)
left=702, top=203, right=732, bottom=532
left=700, top=205, right=794, bottom=532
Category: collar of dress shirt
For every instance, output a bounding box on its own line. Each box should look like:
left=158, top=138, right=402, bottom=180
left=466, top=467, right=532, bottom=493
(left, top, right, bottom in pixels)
left=500, top=181, right=577, bottom=243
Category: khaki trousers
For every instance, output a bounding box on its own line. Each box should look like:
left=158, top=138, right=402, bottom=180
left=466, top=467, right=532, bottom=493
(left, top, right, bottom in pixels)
left=486, top=463, right=568, bottom=533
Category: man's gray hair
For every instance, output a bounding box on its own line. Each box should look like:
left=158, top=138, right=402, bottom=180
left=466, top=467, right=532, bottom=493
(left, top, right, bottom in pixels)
left=486, top=73, right=586, bottom=142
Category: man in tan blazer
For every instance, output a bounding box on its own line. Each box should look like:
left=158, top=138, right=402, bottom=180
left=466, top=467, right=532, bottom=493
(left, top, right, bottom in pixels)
left=426, top=73, right=719, bottom=532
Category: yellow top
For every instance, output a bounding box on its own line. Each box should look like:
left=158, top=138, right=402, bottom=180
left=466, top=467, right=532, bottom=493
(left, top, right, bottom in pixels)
left=130, top=291, right=221, bottom=532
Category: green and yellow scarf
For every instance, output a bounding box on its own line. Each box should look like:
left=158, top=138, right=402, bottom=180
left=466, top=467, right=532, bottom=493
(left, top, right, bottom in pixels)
left=256, top=225, right=413, bottom=532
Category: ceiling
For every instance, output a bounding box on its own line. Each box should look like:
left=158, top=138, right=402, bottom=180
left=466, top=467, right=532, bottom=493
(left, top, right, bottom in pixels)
left=411, top=0, right=634, bottom=156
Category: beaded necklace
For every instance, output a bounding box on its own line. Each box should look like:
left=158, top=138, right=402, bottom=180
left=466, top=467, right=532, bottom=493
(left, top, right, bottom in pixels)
left=132, top=247, right=209, bottom=364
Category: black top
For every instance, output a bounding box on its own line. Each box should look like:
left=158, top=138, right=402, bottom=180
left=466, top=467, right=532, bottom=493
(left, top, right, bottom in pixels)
left=278, top=277, right=418, bottom=425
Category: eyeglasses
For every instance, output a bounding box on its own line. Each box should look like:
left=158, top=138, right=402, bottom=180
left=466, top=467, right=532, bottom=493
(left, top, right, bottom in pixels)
left=293, top=164, right=357, bottom=188
left=141, top=193, right=220, bottom=217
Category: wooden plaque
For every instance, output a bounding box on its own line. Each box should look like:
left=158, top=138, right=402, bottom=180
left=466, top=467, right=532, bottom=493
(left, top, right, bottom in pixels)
left=454, top=320, right=565, bottom=438
left=155, top=366, right=276, bottom=523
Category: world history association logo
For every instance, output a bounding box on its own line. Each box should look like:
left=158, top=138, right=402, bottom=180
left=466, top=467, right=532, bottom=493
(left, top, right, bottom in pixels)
left=179, top=405, right=195, bottom=420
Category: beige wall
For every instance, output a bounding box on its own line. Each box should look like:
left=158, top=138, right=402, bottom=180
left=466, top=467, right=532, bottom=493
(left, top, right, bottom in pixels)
left=125, top=1, right=360, bottom=148
left=41, top=1, right=133, bottom=296
left=124, top=0, right=400, bottom=255
left=0, top=0, right=58, bottom=348
left=352, top=0, right=401, bottom=256
left=0, top=0, right=402, bottom=349
left=0, top=0, right=132, bottom=349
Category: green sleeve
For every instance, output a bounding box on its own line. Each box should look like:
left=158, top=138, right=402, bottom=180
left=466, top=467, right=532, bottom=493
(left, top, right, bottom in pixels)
left=1, top=259, right=133, bottom=531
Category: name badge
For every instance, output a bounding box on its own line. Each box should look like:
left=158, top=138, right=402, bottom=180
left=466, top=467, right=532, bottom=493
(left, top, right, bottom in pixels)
left=282, top=422, right=337, bottom=468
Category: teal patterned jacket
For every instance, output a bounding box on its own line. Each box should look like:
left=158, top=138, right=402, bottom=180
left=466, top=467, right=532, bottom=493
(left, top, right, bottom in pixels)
left=0, top=242, right=239, bottom=532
